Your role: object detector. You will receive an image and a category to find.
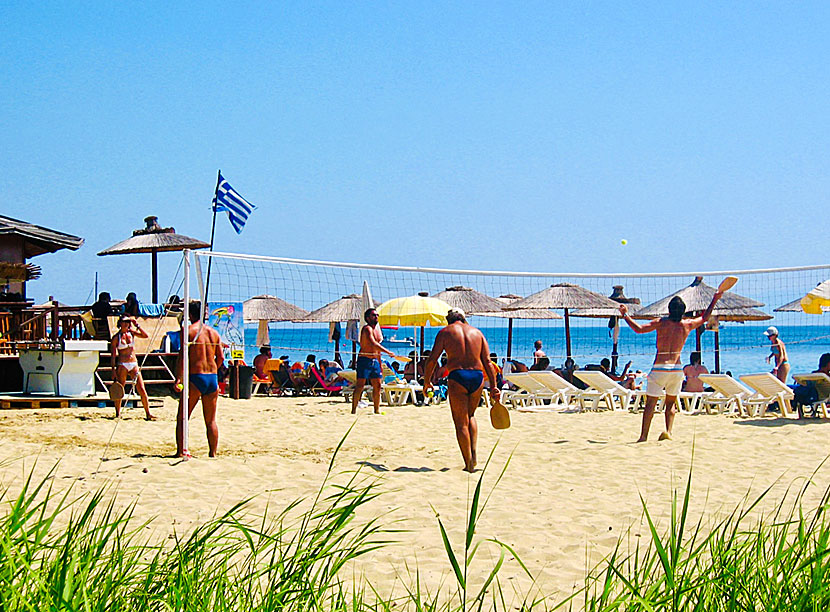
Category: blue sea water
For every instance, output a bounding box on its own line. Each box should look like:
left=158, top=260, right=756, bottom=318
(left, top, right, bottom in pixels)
left=243, top=322, right=830, bottom=381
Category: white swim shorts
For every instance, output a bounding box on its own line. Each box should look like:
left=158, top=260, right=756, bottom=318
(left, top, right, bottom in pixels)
left=646, top=364, right=684, bottom=397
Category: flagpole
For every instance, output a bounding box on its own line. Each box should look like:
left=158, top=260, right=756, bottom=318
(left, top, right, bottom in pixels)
left=203, top=169, right=222, bottom=307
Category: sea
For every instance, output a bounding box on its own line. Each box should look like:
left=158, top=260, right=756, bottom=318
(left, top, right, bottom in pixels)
left=242, top=322, right=830, bottom=380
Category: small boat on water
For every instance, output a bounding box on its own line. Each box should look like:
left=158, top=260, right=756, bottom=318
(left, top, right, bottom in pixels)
left=383, top=335, right=415, bottom=349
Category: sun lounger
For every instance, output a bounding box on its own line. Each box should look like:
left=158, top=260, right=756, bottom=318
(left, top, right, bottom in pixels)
left=572, top=370, right=640, bottom=411
left=698, top=374, right=754, bottom=416
left=525, top=371, right=585, bottom=410
left=739, top=373, right=795, bottom=417
left=503, top=373, right=557, bottom=410
left=792, top=372, right=830, bottom=418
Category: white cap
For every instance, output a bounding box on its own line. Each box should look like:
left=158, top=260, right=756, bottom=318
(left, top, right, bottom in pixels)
left=763, top=326, right=779, bottom=337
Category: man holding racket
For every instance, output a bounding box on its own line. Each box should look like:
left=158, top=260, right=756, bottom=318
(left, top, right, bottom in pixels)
left=620, top=279, right=732, bottom=442
left=423, top=308, right=500, bottom=472
left=352, top=308, right=396, bottom=414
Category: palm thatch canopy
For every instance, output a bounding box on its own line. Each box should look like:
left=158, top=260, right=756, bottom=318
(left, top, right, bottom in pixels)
left=775, top=297, right=806, bottom=313
left=475, top=295, right=562, bottom=319
left=0, top=261, right=41, bottom=282
left=432, top=286, right=505, bottom=314
left=98, top=232, right=210, bottom=255
left=243, top=295, right=308, bottom=322
left=505, top=283, right=620, bottom=311
left=634, top=276, right=763, bottom=319
left=713, top=307, right=773, bottom=322
left=302, top=294, right=378, bottom=323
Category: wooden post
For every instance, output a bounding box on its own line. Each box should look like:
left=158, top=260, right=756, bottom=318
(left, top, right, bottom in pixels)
left=506, top=318, right=513, bottom=361
left=564, top=308, right=572, bottom=358
left=151, top=250, right=158, bottom=304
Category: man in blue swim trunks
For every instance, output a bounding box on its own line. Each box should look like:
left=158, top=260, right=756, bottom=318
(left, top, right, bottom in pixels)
left=352, top=308, right=396, bottom=414
left=619, top=289, right=722, bottom=442
left=175, top=301, right=224, bottom=458
left=423, top=308, right=499, bottom=473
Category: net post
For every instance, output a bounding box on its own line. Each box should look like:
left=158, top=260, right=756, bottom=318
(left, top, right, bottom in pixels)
left=180, top=249, right=190, bottom=455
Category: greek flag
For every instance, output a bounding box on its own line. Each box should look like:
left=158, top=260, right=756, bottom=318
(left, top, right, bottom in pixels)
left=212, top=173, right=256, bottom=234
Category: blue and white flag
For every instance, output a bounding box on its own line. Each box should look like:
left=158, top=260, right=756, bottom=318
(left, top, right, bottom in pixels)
left=212, top=173, right=256, bottom=234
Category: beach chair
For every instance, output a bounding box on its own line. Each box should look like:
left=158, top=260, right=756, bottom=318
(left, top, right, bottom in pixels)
left=739, top=373, right=796, bottom=417
left=572, top=371, right=638, bottom=411
left=309, top=366, right=347, bottom=396
left=526, top=371, right=585, bottom=410
left=792, top=373, right=830, bottom=418
left=503, top=373, right=556, bottom=410
left=698, top=374, right=754, bottom=416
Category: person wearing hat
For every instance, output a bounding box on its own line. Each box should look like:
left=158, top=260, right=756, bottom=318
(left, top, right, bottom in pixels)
left=764, top=326, right=789, bottom=383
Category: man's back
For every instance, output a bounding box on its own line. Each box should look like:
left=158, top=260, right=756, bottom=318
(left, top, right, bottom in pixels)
left=654, top=318, right=698, bottom=364
left=188, top=323, right=222, bottom=374
left=440, top=323, right=486, bottom=371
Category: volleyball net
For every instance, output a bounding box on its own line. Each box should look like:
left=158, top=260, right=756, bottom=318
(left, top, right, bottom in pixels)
left=189, top=250, right=830, bottom=375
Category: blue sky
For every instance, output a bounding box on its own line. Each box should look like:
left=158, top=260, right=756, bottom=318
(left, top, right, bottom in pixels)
left=3, top=2, right=829, bottom=304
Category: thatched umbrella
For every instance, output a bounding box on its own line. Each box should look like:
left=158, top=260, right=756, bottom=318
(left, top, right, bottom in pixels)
left=634, top=276, right=765, bottom=369
left=432, top=286, right=505, bottom=313
left=505, top=283, right=620, bottom=358
left=472, top=294, right=561, bottom=361
left=706, top=307, right=772, bottom=373
left=243, top=294, right=309, bottom=350
left=0, top=262, right=41, bottom=282
left=572, top=285, right=641, bottom=372
left=774, top=298, right=806, bottom=313
left=302, top=293, right=378, bottom=364
left=98, top=216, right=210, bottom=303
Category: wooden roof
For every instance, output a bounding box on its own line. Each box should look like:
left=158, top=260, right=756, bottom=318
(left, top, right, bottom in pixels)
left=0, top=215, right=84, bottom=258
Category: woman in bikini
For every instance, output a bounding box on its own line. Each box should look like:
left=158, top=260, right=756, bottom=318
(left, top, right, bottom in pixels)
left=682, top=351, right=708, bottom=392
left=110, top=315, right=155, bottom=420
left=764, top=326, right=790, bottom=383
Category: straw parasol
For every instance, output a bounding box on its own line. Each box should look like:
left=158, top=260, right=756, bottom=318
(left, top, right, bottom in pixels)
left=97, top=216, right=210, bottom=303
left=472, top=294, right=561, bottom=361
left=774, top=298, right=807, bottom=313
left=303, top=294, right=376, bottom=323
left=431, top=286, right=505, bottom=314
left=505, top=283, right=620, bottom=358
left=707, top=306, right=772, bottom=373
left=572, top=285, right=641, bottom=372
left=243, top=294, right=309, bottom=349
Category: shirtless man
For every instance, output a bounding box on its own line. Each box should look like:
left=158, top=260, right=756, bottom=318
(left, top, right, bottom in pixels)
left=352, top=308, right=395, bottom=414
left=533, top=340, right=546, bottom=365
left=423, top=309, right=499, bottom=472
left=620, top=291, right=722, bottom=442
left=175, top=301, right=223, bottom=458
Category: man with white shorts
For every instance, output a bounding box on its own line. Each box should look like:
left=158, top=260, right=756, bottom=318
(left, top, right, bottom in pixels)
left=619, top=290, right=723, bottom=442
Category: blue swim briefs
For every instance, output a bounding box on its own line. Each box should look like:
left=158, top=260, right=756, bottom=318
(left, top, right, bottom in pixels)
left=447, top=369, right=484, bottom=395
left=356, top=356, right=382, bottom=380
left=190, top=373, right=219, bottom=395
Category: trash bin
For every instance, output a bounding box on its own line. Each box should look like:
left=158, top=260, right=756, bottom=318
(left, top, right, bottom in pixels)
left=229, top=364, right=254, bottom=399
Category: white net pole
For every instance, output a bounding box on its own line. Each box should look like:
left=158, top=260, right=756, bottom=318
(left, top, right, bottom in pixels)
left=180, top=249, right=190, bottom=455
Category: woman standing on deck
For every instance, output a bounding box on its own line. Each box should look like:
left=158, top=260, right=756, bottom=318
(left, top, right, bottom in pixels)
left=110, top=315, right=155, bottom=420
left=764, top=326, right=790, bottom=383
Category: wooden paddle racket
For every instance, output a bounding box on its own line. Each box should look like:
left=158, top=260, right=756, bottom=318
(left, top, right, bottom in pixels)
left=108, top=381, right=124, bottom=401
left=718, top=276, right=738, bottom=292
left=392, top=355, right=412, bottom=363
left=490, top=395, right=511, bottom=430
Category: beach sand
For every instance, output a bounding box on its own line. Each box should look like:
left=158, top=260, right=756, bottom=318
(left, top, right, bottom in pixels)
left=1, top=395, right=829, bottom=602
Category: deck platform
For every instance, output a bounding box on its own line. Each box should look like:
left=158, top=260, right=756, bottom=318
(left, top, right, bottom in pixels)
left=0, top=392, right=165, bottom=410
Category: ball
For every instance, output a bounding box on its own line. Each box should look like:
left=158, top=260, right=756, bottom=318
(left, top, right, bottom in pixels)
left=175, top=382, right=183, bottom=392
left=427, top=390, right=434, bottom=398
left=621, top=239, right=628, bottom=245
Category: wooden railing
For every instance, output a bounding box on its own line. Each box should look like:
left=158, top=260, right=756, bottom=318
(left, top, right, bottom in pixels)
left=0, top=303, right=90, bottom=355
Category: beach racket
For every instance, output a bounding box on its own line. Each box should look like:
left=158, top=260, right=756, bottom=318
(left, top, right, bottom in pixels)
left=489, top=396, right=511, bottom=430
left=392, top=355, right=412, bottom=363
left=718, top=276, right=738, bottom=292
left=108, top=381, right=124, bottom=401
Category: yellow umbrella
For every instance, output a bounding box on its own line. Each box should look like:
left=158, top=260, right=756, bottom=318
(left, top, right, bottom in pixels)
left=377, top=295, right=451, bottom=327
left=801, top=279, right=830, bottom=314
left=377, top=294, right=451, bottom=381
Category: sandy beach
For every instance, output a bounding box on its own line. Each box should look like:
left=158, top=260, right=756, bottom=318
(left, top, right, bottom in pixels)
left=1, top=395, right=829, bottom=601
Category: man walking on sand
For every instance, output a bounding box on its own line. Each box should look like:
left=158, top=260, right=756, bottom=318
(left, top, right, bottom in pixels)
left=352, top=308, right=396, bottom=414
left=423, top=309, right=500, bottom=472
left=175, top=301, right=223, bottom=458
left=619, top=291, right=723, bottom=442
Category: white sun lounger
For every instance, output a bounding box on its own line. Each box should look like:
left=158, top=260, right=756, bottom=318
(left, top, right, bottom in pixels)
left=698, top=374, right=755, bottom=416
left=739, top=373, right=795, bottom=417
left=503, top=373, right=557, bottom=410
left=792, top=372, right=830, bottom=418
left=572, top=370, right=640, bottom=411
left=526, top=371, right=586, bottom=410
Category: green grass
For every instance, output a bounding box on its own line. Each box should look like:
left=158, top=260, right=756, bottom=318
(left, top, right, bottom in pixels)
left=3, top=442, right=830, bottom=611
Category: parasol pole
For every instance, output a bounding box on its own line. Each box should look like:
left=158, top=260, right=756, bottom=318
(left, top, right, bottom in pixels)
left=506, top=318, right=513, bottom=361
left=151, top=249, right=158, bottom=303
left=611, top=317, right=621, bottom=373
left=564, top=307, right=572, bottom=358
left=714, top=329, right=721, bottom=374
left=203, top=169, right=222, bottom=306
